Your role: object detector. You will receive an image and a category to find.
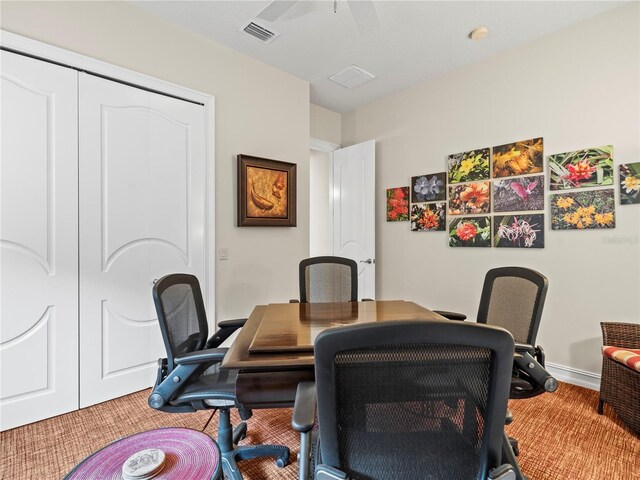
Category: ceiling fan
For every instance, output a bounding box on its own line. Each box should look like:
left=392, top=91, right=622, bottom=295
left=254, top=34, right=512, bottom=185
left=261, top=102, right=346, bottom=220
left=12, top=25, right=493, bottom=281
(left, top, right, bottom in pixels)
left=256, top=0, right=380, bottom=34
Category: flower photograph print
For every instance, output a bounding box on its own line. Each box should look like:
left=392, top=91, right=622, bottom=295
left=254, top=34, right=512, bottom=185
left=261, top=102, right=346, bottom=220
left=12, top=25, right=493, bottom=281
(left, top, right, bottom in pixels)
left=494, top=214, right=544, bottom=248
left=411, top=203, right=446, bottom=231
left=447, top=148, right=490, bottom=184
left=449, top=217, right=491, bottom=247
left=619, top=162, right=640, bottom=204
left=550, top=189, right=615, bottom=230
left=411, top=173, right=446, bottom=202
left=493, top=175, right=544, bottom=212
left=448, top=182, right=491, bottom=215
left=549, top=145, right=613, bottom=190
left=493, top=137, right=544, bottom=178
left=386, top=187, right=410, bottom=221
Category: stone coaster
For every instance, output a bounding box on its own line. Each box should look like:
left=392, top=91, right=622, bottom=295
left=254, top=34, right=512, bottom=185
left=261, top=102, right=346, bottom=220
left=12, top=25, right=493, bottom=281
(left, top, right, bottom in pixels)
left=122, top=448, right=165, bottom=479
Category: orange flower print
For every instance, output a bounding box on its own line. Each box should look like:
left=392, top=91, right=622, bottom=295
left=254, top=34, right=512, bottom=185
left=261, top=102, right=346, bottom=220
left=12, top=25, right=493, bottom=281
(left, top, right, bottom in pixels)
left=456, top=222, right=477, bottom=241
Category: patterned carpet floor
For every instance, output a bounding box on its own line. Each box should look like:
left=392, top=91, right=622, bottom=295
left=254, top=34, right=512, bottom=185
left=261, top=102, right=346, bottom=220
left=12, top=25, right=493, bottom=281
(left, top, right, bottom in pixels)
left=1, top=382, right=638, bottom=479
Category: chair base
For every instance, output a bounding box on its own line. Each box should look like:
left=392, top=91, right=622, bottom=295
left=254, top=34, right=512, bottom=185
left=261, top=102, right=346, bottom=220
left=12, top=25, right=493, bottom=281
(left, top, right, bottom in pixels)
left=216, top=408, right=290, bottom=480
left=221, top=444, right=290, bottom=480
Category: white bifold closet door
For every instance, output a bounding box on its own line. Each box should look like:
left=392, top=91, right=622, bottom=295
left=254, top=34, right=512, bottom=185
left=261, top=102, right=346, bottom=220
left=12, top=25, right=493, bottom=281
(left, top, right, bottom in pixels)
left=0, top=51, right=79, bottom=430
left=78, top=74, right=205, bottom=407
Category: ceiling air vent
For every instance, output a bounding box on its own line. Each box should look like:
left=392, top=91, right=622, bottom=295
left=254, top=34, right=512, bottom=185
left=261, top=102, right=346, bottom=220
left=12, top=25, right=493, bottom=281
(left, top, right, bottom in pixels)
left=329, top=65, right=375, bottom=88
left=240, top=20, right=280, bottom=44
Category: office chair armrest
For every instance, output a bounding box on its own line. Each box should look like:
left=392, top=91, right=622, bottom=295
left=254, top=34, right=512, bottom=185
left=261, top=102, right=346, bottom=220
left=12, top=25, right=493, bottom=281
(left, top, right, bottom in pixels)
left=289, top=299, right=300, bottom=303
left=206, top=318, right=247, bottom=348
left=315, top=465, right=348, bottom=480
left=292, top=381, right=316, bottom=432
left=488, top=464, right=516, bottom=480
left=433, top=310, right=467, bottom=321
left=174, top=348, right=227, bottom=365
left=217, top=318, right=247, bottom=329
left=514, top=342, right=534, bottom=353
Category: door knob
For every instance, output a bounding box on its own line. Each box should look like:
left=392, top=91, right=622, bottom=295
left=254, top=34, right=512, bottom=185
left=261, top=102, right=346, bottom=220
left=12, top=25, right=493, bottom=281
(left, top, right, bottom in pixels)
left=360, top=259, right=375, bottom=264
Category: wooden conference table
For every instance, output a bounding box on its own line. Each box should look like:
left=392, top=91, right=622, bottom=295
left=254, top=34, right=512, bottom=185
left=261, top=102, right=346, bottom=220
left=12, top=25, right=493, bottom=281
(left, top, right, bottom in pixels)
left=221, top=300, right=446, bottom=408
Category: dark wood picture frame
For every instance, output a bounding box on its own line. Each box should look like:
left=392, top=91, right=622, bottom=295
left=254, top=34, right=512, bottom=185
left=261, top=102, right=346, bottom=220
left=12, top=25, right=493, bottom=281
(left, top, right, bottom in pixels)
left=238, top=154, right=297, bottom=227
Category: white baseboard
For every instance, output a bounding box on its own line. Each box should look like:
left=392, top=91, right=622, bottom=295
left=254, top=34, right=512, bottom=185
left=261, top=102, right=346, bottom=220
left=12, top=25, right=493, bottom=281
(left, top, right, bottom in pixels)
left=546, top=362, right=601, bottom=391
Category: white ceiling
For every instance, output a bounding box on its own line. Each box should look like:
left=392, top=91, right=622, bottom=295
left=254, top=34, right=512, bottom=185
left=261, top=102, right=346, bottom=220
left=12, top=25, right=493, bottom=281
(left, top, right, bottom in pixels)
left=131, top=1, right=627, bottom=113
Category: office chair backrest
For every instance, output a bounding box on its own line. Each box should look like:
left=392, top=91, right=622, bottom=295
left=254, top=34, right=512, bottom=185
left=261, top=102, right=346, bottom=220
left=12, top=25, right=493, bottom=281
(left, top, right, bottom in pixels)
left=477, top=267, right=548, bottom=346
left=153, top=274, right=209, bottom=371
left=314, top=320, right=514, bottom=480
left=299, top=256, right=357, bottom=303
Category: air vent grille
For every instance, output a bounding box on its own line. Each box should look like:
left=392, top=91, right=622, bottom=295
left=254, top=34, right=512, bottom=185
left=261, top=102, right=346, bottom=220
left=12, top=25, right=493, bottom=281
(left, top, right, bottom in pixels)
left=329, top=65, right=375, bottom=88
left=241, top=20, right=280, bottom=44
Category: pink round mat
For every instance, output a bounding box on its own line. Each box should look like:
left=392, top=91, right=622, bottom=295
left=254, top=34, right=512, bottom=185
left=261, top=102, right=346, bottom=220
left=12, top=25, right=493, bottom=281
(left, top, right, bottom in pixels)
left=65, top=427, right=221, bottom=480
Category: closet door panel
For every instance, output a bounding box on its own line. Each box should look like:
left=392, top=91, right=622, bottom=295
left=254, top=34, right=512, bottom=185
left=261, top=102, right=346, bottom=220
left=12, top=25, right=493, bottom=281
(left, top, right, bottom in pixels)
left=79, top=74, right=205, bottom=407
left=0, top=51, right=79, bottom=430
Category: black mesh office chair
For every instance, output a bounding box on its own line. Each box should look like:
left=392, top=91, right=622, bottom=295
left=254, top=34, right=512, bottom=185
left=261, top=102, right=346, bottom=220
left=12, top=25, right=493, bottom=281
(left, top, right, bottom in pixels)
left=293, top=320, right=521, bottom=480
left=295, top=256, right=358, bottom=303
left=148, top=274, right=290, bottom=480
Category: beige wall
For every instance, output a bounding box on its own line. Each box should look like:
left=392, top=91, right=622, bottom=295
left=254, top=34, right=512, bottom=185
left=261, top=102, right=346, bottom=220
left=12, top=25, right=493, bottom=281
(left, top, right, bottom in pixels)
left=1, top=1, right=310, bottom=320
left=343, top=3, right=640, bottom=379
left=311, top=103, right=341, bottom=145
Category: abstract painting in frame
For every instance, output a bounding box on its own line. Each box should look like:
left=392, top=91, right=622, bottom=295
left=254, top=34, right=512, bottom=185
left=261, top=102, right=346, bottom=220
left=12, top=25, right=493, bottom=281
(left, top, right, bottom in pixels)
left=238, top=154, right=297, bottom=226
left=550, top=189, right=615, bottom=230
left=549, top=145, right=614, bottom=190
left=387, top=187, right=410, bottom=221
left=493, top=137, right=544, bottom=178
left=619, top=162, right=640, bottom=204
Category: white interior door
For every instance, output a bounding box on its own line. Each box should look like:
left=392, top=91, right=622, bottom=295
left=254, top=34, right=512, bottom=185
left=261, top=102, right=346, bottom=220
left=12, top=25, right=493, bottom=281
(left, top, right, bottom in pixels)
left=333, top=140, right=376, bottom=300
left=79, top=74, right=205, bottom=407
left=0, top=51, right=79, bottom=430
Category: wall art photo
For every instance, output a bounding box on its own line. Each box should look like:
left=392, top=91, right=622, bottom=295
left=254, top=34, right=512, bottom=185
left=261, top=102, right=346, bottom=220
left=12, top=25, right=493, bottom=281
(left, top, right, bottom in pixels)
left=619, top=162, right=640, bottom=204
left=549, top=145, right=614, bottom=190
left=411, top=172, right=446, bottom=202
left=386, top=187, right=410, bottom=221
left=237, top=154, right=296, bottom=226
left=493, top=214, right=544, bottom=248
left=493, top=137, right=544, bottom=178
left=411, top=202, right=446, bottom=231
left=447, top=148, right=490, bottom=184
left=550, top=189, right=615, bottom=230
left=493, top=175, right=544, bottom=212
left=448, top=182, right=491, bottom=215
left=448, top=217, right=491, bottom=247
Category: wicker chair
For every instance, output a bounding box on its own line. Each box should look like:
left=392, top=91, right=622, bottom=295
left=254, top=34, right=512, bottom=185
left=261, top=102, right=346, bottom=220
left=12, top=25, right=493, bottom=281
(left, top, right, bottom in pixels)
left=598, top=322, right=640, bottom=435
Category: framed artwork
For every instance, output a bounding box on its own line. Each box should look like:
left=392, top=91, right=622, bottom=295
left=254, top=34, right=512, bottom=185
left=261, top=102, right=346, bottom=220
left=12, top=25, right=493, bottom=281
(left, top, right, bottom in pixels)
left=550, top=189, right=615, bottom=230
left=493, top=175, right=544, bottom=212
left=493, top=137, right=544, bottom=178
left=494, top=214, right=544, bottom=248
left=448, top=182, right=491, bottom=215
left=410, top=202, right=446, bottom=231
left=411, top=172, right=446, bottom=202
left=619, top=162, right=640, bottom=204
left=448, top=216, right=491, bottom=247
left=447, top=148, right=490, bottom=184
left=386, top=187, right=410, bottom=221
left=549, top=145, right=614, bottom=190
left=237, top=154, right=297, bottom=227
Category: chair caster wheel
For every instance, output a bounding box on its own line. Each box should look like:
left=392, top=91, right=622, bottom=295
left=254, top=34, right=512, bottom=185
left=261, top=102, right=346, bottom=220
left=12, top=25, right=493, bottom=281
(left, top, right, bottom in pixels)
left=276, top=458, right=286, bottom=468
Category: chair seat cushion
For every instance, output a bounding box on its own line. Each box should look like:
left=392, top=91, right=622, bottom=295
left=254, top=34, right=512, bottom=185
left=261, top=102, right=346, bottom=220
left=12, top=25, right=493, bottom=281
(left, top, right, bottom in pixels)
left=602, top=346, right=640, bottom=372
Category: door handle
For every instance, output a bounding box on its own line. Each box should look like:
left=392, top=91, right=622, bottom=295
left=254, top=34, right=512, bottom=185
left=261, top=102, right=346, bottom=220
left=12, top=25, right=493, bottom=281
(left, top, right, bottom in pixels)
left=360, top=259, right=375, bottom=264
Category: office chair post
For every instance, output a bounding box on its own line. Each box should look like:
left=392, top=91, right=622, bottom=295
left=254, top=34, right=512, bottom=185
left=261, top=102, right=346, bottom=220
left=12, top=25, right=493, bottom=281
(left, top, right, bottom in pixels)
left=217, top=408, right=234, bottom=454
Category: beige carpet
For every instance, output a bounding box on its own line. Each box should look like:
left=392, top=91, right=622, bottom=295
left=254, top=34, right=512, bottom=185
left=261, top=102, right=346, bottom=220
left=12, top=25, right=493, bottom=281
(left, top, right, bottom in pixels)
left=1, top=382, right=638, bottom=479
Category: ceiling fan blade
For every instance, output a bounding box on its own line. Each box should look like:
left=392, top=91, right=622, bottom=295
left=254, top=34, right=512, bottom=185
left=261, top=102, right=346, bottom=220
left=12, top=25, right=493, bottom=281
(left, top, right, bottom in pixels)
left=256, top=1, right=298, bottom=22
left=347, top=0, right=380, bottom=35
